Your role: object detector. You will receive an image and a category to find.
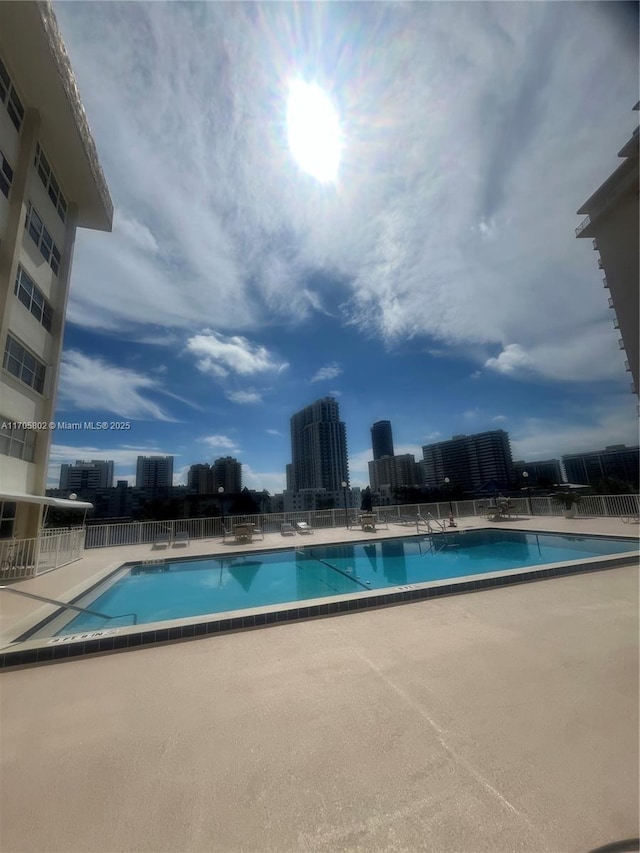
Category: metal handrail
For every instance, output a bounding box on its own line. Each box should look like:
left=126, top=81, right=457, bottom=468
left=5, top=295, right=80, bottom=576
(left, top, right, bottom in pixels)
left=0, top=586, right=137, bottom=624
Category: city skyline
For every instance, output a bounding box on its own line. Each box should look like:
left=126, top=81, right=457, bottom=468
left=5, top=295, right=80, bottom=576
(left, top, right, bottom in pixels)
left=41, top=2, right=638, bottom=493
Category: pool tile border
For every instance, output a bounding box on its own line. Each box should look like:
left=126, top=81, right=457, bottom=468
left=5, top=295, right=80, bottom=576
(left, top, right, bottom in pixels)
left=0, top=550, right=637, bottom=670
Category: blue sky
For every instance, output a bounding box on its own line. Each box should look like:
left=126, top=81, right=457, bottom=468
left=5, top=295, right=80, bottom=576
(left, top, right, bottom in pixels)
left=49, top=1, right=639, bottom=491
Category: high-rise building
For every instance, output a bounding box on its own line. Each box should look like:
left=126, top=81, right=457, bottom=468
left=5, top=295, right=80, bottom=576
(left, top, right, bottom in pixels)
left=576, top=104, right=639, bottom=397
left=368, top=454, right=418, bottom=492
left=187, top=463, right=214, bottom=494
left=562, top=445, right=639, bottom=488
left=0, top=3, right=113, bottom=538
left=371, top=420, right=394, bottom=460
left=289, top=397, right=349, bottom=492
left=136, top=456, right=173, bottom=495
left=59, top=460, right=114, bottom=491
left=213, top=456, right=242, bottom=493
left=421, top=430, right=514, bottom=494
left=513, top=459, right=562, bottom=487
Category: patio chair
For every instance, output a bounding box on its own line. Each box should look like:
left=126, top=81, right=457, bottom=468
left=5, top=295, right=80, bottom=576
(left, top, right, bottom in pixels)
left=621, top=514, right=640, bottom=524
left=153, top=532, right=172, bottom=549
left=172, top=531, right=190, bottom=547
left=280, top=523, right=296, bottom=536
left=295, top=521, right=313, bottom=534
left=252, top=524, right=265, bottom=541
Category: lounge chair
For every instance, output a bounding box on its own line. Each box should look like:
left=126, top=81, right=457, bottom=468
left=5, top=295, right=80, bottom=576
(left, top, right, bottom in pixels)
left=252, top=525, right=265, bottom=541
left=621, top=514, right=640, bottom=524
left=172, top=531, right=190, bottom=547
left=295, top=521, right=313, bottom=534
left=153, top=532, right=172, bottom=549
left=280, top=523, right=296, bottom=536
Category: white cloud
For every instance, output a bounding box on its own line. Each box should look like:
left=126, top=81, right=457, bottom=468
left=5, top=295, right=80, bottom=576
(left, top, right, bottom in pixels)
left=485, top=344, right=534, bottom=376
left=55, top=2, right=637, bottom=384
left=186, top=331, right=287, bottom=379
left=241, top=464, right=286, bottom=494
left=58, top=351, right=173, bottom=420
left=226, top=390, right=263, bottom=404
left=492, top=414, right=507, bottom=422
left=200, top=434, right=241, bottom=452
left=511, top=397, right=639, bottom=461
left=266, top=429, right=283, bottom=436
left=310, top=362, right=342, bottom=383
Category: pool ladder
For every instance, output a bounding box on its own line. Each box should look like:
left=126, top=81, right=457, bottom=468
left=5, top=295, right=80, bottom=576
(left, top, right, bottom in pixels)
left=0, top=586, right=137, bottom=624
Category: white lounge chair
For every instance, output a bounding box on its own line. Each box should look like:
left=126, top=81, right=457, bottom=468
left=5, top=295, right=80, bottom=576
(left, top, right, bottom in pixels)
left=295, top=521, right=313, bottom=534
left=281, top=523, right=295, bottom=536
left=172, top=531, right=190, bottom=547
left=153, top=532, right=172, bottom=548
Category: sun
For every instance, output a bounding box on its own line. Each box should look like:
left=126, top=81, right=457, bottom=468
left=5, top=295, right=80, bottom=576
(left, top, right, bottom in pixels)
left=286, top=80, right=342, bottom=183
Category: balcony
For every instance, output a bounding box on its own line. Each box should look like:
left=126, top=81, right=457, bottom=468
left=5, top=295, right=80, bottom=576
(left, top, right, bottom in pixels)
left=618, top=338, right=625, bottom=350
left=608, top=296, right=614, bottom=308
left=592, top=238, right=598, bottom=250
left=613, top=316, right=620, bottom=329
left=603, top=277, right=609, bottom=289
left=597, top=258, right=604, bottom=269
left=575, top=214, right=591, bottom=237
left=624, top=359, right=631, bottom=372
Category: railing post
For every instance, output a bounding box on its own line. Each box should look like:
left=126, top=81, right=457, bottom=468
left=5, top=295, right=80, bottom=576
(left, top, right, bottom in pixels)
left=600, top=496, right=607, bottom=517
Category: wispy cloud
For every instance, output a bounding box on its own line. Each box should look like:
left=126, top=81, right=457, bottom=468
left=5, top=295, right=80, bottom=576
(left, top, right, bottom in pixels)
left=186, top=331, right=287, bottom=379
left=199, top=434, right=241, bottom=452
left=266, top=429, right=283, bottom=436
left=226, top=390, right=263, bottom=404
left=310, top=362, right=343, bottom=383
left=57, top=1, right=637, bottom=384
left=58, top=351, right=173, bottom=420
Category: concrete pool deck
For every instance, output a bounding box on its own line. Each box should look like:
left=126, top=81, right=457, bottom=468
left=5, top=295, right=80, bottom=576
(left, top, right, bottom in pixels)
left=0, top=516, right=638, bottom=852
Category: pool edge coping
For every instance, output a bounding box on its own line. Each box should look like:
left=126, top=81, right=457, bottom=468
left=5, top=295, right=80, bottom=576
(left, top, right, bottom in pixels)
left=1, top=547, right=638, bottom=670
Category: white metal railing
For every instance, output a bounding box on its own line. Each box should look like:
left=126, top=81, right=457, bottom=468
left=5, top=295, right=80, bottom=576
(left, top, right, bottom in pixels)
left=79, top=495, right=639, bottom=550
left=0, top=527, right=85, bottom=581
left=1, top=496, right=636, bottom=578
left=575, top=214, right=591, bottom=236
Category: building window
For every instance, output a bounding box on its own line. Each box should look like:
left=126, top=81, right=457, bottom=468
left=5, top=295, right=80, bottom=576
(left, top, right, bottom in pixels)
left=0, top=148, right=13, bottom=199
left=25, top=202, right=61, bottom=275
left=34, top=144, right=67, bottom=222
left=0, top=417, right=36, bottom=463
left=0, top=501, right=17, bottom=540
left=0, top=56, right=24, bottom=133
left=14, top=266, right=53, bottom=332
left=2, top=335, right=46, bottom=394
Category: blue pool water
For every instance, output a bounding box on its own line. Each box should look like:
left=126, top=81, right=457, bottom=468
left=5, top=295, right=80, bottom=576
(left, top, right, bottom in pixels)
left=57, top=530, right=637, bottom=634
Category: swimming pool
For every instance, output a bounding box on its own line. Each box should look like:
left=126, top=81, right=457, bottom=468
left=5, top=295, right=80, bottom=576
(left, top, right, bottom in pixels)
left=50, top=529, right=638, bottom=635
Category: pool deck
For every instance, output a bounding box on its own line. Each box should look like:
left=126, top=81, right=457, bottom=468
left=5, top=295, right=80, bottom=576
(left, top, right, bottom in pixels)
left=1, top=515, right=638, bottom=852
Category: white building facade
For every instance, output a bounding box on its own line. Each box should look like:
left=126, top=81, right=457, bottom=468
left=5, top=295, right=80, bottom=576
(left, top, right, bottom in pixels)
left=0, top=2, right=113, bottom=538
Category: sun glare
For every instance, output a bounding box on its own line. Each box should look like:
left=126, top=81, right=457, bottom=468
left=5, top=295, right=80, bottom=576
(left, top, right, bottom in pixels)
left=286, top=80, right=342, bottom=183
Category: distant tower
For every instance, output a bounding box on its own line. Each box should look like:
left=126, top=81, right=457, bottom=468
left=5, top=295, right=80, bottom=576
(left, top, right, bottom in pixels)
left=136, top=456, right=173, bottom=495
left=290, top=397, right=349, bottom=492
left=371, top=421, right=394, bottom=460
left=213, top=457, right=242, bottom=492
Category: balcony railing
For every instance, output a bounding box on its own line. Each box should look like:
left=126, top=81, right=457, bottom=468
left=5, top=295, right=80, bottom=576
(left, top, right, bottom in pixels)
left=613, top=316, right=620, bottom=329
left=592, top=238, right=598, bottom=250
left=575, top=214, right=591, bottom=236
left=598, top=258, right=604, bottom=269
left=608, top=297, right=614, bottom=308
left=625, top=359, right=631, bottom=371
left=603, top=277, right=608, bottom=289
left=619, top=338, right=625, bottom=350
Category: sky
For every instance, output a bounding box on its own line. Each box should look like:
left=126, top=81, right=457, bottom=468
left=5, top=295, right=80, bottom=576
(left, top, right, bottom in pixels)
left=49, top=0, right=639, bottom=492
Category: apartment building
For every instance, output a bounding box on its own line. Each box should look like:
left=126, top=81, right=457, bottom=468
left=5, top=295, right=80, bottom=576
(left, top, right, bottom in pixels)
left=289, top=397, right=349, bottom=493
left=421, top=430, right=515, bottom=494
left=0, top=2, right=113, bottom=538
left=562, top=445, right=639, bottom=488
left=576, top=104, right=639, bottom=396
left=59, top=459, right=114, bottom=491
left=513, top=459, right=562, bottom=487
left=136, top=456, right=173, bottom=496
left=368, top=453, right=419, bottom=492
left=212, top=456, right=242, bottom=493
